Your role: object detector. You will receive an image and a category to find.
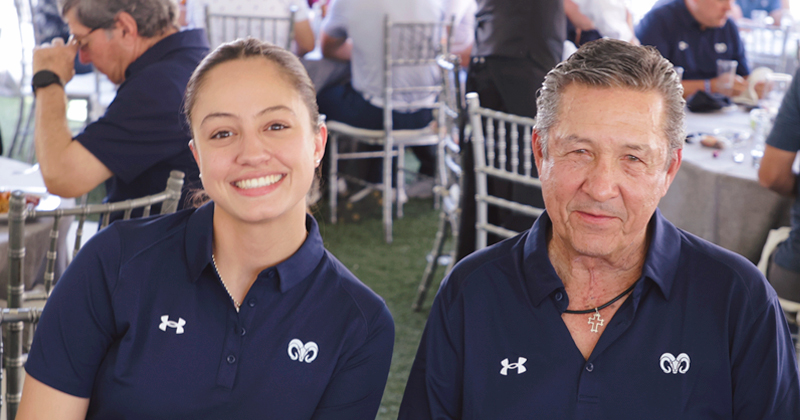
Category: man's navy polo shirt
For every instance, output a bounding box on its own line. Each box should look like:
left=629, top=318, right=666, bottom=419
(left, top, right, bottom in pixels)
left=75, top=29, right=208, bottom=213
left=737, top=0, right=781, bottom=19
left=26, top=203, right=395, bottom=419
left=636, top=0, right=750, bottom=81
left=398, top=210, right=800, bottom=419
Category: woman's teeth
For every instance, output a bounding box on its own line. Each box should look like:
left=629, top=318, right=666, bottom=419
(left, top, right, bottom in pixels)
left=235, top=174, right=284, bottom=189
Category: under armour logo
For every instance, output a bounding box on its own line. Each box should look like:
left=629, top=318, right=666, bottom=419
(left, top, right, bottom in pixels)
left=715, top=43, right=728, bottom=54
left=159, top=315, right=186, bottom=334
left=660, top=353, right=690, bottom=374
left=288, top=339, right=319, bottom=363
left=500, top=357, right=527, bottom=376
left=678, top=41, right=688, bottom=51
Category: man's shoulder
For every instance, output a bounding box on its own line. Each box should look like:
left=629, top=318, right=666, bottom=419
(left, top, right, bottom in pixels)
left=438, top=233, right=528, bottom=305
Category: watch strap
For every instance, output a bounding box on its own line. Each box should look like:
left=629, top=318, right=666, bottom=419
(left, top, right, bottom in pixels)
left=31, top=70, right=63, bottom=95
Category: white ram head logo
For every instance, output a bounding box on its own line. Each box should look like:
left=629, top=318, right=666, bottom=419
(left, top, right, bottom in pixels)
left=660, top=353, right=691, bottom=374
left=288, top=339, right=319, bottom=363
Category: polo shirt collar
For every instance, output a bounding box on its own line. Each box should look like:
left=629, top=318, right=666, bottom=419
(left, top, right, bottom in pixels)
left=184, top=201, right=326, bottom=293
left=522, top=209, right=681, bottom=307
left=674, top=0, right=704, bottom=31
left=124, top=29, right=208, bottom=80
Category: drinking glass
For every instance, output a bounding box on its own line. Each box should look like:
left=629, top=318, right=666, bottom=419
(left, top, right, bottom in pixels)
left=716, top=59, right=738, bottom=97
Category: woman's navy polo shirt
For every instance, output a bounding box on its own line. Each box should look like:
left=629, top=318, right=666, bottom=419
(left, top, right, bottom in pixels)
left=26, top=203, right=395, bottom=419
left=399, top=210, right=800, bottom=419
left=636, top=0, right=750, bottom=81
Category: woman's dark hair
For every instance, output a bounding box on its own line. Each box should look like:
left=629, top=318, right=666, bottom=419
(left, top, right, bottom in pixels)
left=184, top=37, right=321, bottom=133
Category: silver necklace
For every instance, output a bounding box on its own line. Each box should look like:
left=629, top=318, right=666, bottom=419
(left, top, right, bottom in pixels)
left=211, top=254, right=241, bottom=311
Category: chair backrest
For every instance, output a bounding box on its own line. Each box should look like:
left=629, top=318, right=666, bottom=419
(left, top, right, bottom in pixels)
left=205, top=4, right=297, bottom=50
left=467, top=92, right=543, bottom=250
left=738, top=22, right=793, bottom=73
left=435, top=53, right=463, bottom=217
left=382, top=15, right=453, bottom=132
left=2, top=170, right=184, bottom=420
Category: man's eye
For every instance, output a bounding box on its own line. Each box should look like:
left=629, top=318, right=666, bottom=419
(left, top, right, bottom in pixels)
left=625, top=155, right=642, bottom=162
left=267, top=123, right=288, bottom=131
left=211, top=130, right=233, bottom=139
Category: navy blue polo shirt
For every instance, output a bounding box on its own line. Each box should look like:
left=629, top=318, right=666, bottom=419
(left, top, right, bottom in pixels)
left=399, top=210, right=800, bottom=419
left=75, top=29, right=208, bottom=214
left=636, top=0, right=750, bottom=81
left=26, top=203, right=395, bottom=419
left=737, top=0, right=781, bottom=19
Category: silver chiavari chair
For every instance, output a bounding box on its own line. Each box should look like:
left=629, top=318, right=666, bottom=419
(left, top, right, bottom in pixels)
left=2, top=170, right=184, bottom=420
left=467, top=92, right=544, bottom=250
left=204, top=4, right=297, bottom=50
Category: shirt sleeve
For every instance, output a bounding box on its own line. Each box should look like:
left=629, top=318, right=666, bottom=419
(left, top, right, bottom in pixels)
left=730, top=292, right=800, bottom=418
left=766, top=68, right=800, bottom=153
left=320, top=0, right=348, bottom=39
left=310, top=300, right=394, bottom=419
left=24, top=226, right=123, bottom=398
left=74, top=68, right=190, bottom=185
left=398, top=277, right=465, bottom=420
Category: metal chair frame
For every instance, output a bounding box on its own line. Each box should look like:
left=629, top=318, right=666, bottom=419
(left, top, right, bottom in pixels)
left=413, top=54, right=463, bottom=311
left=738, top=21, right=794, bottom=73
left=327, top=15, right=452, bottom=243
left=467, top=92, right=544, bottom=250
left=2, top=170, right=184, bottom=420
left=204, top=4, right=297, bottom=50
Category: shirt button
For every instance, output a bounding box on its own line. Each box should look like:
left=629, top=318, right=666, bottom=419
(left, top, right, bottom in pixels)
left=585, top=363, right=594, bottom=372
left=248, top=298, right=257, bottom=308
left=227, top=354, right=236, bottom=364
left=555, top=292, right=563, bottom=301
left=239, top=327, right=246, bottom=337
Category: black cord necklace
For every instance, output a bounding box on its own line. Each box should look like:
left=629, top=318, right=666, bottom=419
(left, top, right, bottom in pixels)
left=563, top=280, right=639, bottom=314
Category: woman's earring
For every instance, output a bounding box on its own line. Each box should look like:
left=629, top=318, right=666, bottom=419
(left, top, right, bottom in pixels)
left=315, top=159, right=321, bottom=165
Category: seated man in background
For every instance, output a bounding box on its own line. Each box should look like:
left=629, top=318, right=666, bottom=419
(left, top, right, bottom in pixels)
left=732, top=0, right=787, bottom=25
left=637, top=0, right=750, bottom=98
left=32, top=0, right=207, bottom=215
left=759, top=67, right=800, bottom=302
left=317, top=0, right=450, bottom=194
left=399, top=39, right=800, bottom=419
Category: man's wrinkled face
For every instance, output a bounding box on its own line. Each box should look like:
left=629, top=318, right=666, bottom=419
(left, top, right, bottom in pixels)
left=533, top=84, right=681, bottom=262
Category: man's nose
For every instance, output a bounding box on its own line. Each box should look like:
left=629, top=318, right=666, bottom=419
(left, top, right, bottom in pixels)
left=77, top=48, right=91, bottom=65
left=582, top=158, right=620, bottom=202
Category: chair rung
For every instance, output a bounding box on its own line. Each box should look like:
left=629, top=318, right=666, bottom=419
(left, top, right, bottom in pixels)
left=337, top=151, right=398, bottom=160
left=478, top=167, right=542, bottom=188
left=476, top=194, right=545, bottom=218
left=476, top=223, right=518, bottom=239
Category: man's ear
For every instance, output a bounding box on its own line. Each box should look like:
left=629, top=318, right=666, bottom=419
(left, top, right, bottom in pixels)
left=115, top=11, right=139, bottom=38
left=532, top=129, right=545, bottom=171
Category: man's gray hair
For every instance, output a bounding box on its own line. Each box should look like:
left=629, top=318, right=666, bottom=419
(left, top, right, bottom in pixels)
left=61, top=0, right=177, bottom=38
left=535, top=39, right=685, bottom=165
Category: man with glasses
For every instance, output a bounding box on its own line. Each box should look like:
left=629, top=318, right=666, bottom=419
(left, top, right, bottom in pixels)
left=31, top=0, right=208, bottom=216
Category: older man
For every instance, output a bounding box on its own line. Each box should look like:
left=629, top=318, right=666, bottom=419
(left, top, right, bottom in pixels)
left=32, top=0, right=207, bottom=215
left=637, top=0, right=749, bottom=98
left=398, top=39, right=800, bottom=419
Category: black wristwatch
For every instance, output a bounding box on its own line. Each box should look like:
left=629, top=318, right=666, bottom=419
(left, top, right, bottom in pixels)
left=31, top=70, right=63, bottom=95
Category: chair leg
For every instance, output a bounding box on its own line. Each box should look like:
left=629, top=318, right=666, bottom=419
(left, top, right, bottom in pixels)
left=383, top=140, right=393, bottom=243
left=397, top=145, right=405, bottom=219
left=413, top=209, right=449, bottom=311
left=329, top=133, right=339, bottom=224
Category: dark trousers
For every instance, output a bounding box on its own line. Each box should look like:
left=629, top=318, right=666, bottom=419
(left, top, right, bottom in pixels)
left=317, top=82, right=436, bottom=183
left=456, top=56, right=549, bottom=261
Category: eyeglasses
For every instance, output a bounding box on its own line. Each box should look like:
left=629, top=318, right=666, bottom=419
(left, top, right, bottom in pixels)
left=72, top=26, right=103, bottom=52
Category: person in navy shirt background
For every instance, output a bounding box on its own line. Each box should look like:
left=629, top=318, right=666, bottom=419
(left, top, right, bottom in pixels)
left=398, top=39, right=800, bottom=419
left=637, top=0, right=750, bottom=99
left=19, top=38, right=394, bottom=419
left=31, top=0, right=206, bottom=216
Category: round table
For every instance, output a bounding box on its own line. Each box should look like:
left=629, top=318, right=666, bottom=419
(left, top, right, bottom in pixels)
left=658, top=106, right=793, bottom=264
left=0, top=157, right=74, bottom=301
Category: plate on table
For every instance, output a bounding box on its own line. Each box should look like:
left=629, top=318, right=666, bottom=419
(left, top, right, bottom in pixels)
left=0, top=187, right=62, bottom=222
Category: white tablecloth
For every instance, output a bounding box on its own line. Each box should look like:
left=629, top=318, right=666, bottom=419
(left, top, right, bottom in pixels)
left=658, top=106, right=793, bottom=263
left=1, top=157, right=74, bottom=299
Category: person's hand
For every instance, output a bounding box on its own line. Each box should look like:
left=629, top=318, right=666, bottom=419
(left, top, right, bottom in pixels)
left=32, top=37, right=79, bottom=85
left=731, top=75, right=747, bottom=97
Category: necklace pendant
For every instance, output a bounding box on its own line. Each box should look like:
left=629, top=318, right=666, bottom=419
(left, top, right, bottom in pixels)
left=588, top=308, right=604, bottom=333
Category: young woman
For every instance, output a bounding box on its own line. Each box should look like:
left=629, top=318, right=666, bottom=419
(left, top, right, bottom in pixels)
left=18, top=38, right=394, bottom=420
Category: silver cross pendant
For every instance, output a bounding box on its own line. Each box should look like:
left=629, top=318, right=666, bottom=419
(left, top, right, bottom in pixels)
left=588, top=308, right=604, bottom=333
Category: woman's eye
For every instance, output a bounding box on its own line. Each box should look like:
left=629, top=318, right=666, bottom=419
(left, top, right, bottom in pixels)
left=210, top=130, right=233, bottom=139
